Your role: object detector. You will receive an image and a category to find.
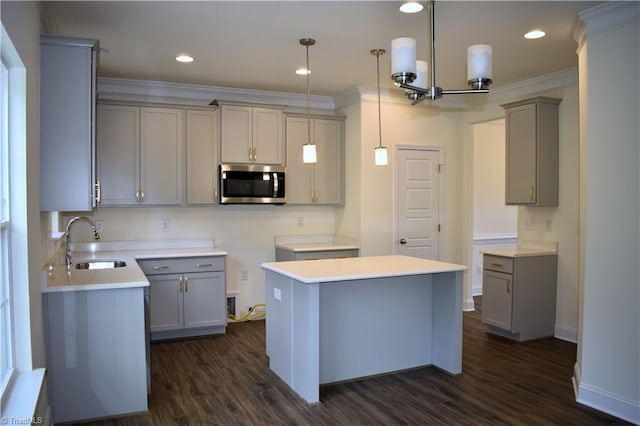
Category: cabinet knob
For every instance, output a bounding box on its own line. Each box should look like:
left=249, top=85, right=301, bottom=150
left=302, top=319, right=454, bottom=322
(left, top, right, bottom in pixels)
left=400, top=238, right=407, bottom=245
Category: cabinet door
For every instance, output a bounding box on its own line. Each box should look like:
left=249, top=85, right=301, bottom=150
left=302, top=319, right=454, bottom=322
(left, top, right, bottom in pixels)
left=285, top=116, right=314, bottom=203
left=252, top=107, right=283, bottom=164
left=314, top=118, right=343, bottom=204
left=220, top=105, right=252, bottom=163
left=481, top=270, right=513, bottom=330
left=187, top=109, right=219, bottom=204
left=149, top=274, right=184, bottom=332
left=140, top=107, right=185, bottom=205
left=40, top=37, right=97, bottom=211
left=96, top=105, right=140, bottom=206
left=505, top=103, right=537, bottom=204
left=183, top=272, right=226, bottom=329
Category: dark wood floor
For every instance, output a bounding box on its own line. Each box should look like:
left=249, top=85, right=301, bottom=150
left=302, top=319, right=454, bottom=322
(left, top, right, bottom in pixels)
left=77, top=297, right=627, bottom=425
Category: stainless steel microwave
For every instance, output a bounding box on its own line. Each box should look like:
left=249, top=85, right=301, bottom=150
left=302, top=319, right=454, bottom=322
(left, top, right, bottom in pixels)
left=219, top=164, right=286, bottom=204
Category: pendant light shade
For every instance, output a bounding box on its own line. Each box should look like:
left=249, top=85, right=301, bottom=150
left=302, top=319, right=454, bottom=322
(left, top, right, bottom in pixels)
left=300, top=38, right=317, bottom=164
left=303, top=143, right=317, bottom=163
left=371, top=49, right=388, bottom=166
left=375, top=146, right=388, bottom=166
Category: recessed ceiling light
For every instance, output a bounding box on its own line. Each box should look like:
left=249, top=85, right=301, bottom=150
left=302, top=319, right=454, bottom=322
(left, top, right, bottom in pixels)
left=295, top=68, right=310, bottom=75
left=524, top=30, right=546, bottom=40
left=176, top=54, right=194, bottom=63
left=400, top=1, right=424, bottom=13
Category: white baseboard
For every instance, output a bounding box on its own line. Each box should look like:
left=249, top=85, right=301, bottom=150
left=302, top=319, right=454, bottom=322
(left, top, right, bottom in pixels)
left=554, top=324, right=577, bottom=343
left=573, top=363, right=640, bottom=424
left=472, top=285, right=483, bottom=297
left=463, top=298, right=475, bottom=311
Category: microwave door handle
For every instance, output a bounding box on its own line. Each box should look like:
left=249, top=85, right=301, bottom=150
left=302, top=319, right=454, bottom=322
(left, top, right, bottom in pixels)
left=272, top=172, right=278, bottom=197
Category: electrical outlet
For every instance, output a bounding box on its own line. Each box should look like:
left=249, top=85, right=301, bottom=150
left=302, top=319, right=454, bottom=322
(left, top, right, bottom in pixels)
left=545, top=219, right=552, bottom=231
left=94, top=220, right=104, bottom=233
left=297, top=216, right=304, bottom=227
left=161, top=219, right=170, bottom=232
left=240, top=269, right=249, bottom=281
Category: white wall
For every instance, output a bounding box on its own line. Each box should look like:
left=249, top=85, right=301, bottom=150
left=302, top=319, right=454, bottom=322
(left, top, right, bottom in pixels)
left=574, top=3, right=640, bottom=422
left=472, top=119, right=517, bottom=238
left=339, top=95, right=464, bottom=263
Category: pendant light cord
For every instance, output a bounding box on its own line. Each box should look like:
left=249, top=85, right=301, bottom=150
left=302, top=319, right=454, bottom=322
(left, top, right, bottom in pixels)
left=306, top=43, right=311, bottom=147
left=376, top=52, right=382, bottom=149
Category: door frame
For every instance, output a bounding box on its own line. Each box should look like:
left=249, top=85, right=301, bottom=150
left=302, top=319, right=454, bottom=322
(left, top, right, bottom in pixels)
left=394, top=145, right=445, bottom=260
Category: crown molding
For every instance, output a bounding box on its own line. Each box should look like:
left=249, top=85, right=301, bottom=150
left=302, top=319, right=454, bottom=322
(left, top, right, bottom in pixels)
left=577, top=1, right=640, bottom=42
left=97, top=77, right=336, bottom=110
left=98, top=66, right=578, bottom=113
left=486, top=67, right=578, bottom=105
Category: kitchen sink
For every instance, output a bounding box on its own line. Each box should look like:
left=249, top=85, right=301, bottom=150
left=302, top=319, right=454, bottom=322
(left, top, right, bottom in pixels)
left=75, top=260, right=127, bottom=270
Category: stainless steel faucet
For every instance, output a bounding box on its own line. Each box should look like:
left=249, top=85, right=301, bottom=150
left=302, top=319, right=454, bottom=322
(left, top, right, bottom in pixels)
left=65, top=216, right=100, bottom=268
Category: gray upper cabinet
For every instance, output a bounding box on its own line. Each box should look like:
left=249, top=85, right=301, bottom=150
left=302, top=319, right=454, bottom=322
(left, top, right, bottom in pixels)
left=96, top=104, right=185, bottom=206
left=187, top=109, right=219, bottom=205
left=502, top=97, right=561, bottom=206
left=217, top=102, right=284, bottom=165
left=285, top=114, right=344, bottom=205
left=40, top=35, right=99, bottom=212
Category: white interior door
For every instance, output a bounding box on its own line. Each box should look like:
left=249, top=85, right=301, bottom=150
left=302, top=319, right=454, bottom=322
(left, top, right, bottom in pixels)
left=396, top=147, right=441, bottom=259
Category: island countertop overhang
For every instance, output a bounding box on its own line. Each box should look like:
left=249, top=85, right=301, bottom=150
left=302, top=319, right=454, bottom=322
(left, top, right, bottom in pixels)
left=261, top=255, right=467, bottom=284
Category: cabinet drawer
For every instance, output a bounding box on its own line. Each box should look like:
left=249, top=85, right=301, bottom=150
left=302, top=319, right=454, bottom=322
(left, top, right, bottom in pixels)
left=138, top=256, right=225, bottom=275
left=295, top=249, right=358, bottom=260
left=483, top=255, right=513, bottom=274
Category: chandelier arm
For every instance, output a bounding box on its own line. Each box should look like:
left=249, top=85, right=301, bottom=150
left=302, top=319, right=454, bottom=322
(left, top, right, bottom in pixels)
left=441, top=88, right=489, bottom=95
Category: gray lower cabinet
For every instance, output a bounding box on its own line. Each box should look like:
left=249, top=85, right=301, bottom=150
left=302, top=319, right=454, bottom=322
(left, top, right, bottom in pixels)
left=481, top=253, right=557, bottom=341
left=44, top=287, right=148, bottom=424
left=138, top=256, right=226, bottom=340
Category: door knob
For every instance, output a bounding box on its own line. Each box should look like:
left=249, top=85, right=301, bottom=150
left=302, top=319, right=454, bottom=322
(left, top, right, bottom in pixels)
left=400, top=238, right=407, bottom=245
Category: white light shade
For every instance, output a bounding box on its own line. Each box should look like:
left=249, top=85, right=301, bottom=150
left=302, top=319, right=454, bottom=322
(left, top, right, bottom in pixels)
left=303, top=143, right=317, bottom=164
left=467, top=44, right=492, bottom=81
left=374, top=146, right=388, bottom=166
left=414, top=60, right=428, bottom=88
left=391, top=38, right=416, bottom=76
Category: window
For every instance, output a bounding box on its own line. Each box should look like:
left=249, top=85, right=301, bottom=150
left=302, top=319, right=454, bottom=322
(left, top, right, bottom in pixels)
left=0, top=53, right=13, bottom=395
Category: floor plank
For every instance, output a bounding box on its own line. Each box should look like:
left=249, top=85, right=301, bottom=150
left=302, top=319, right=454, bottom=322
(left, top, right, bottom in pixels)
left=75, top=297, right=628, bottom=425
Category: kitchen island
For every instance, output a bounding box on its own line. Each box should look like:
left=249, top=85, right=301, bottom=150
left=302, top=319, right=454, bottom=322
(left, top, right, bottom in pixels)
left=261, top=255, right=466, bottom=404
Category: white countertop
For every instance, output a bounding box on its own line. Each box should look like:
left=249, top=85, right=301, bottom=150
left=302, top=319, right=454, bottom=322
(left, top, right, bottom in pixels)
left=481, top=247, right=557, bottom=258
left=43, top=240, right=227, bottom=293
left=275, top=242, right=360, bottom=252
left=274, top=234, right=359, bottom=252
left=261, top=255, right=466, bottom=284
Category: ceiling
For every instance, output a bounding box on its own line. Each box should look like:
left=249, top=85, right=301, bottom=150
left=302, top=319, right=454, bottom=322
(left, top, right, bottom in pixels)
left=40, top=1, right=602, bottom=99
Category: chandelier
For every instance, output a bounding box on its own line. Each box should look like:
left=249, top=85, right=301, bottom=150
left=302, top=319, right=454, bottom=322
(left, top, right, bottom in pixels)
left=391, top=0, right=492, bottom=105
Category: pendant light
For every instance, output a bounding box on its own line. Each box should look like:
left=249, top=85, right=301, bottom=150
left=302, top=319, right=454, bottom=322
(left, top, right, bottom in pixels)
left=300, top=38, right=317, bottom=164
left=371, top=49, right=388, bottom=166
